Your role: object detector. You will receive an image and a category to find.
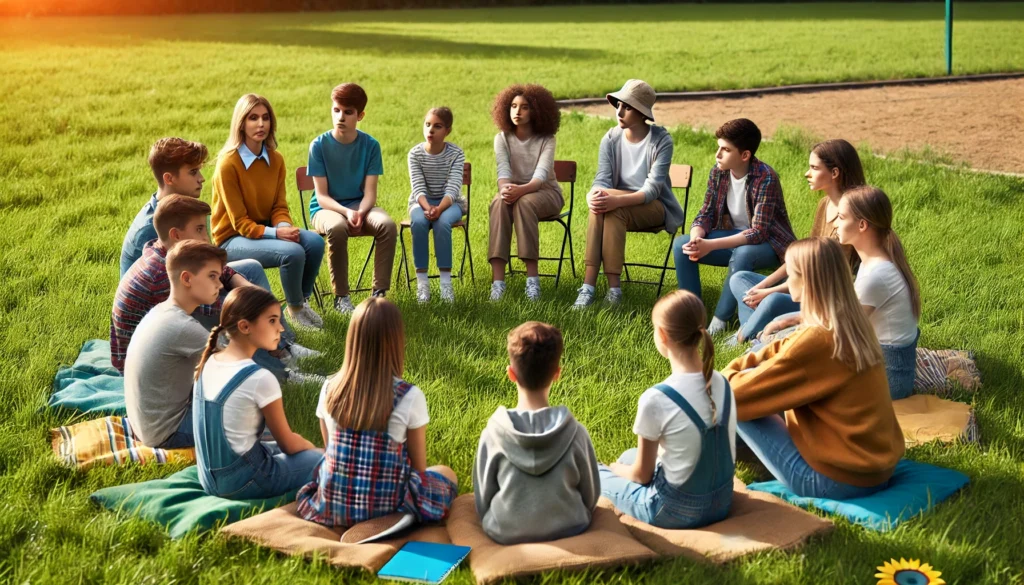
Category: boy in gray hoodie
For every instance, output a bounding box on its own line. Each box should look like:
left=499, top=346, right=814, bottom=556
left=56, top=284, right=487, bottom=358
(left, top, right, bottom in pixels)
left=473, top=321, right=601, bottom=545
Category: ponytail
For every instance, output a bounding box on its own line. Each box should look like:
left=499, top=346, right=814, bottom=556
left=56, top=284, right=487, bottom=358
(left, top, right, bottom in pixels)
left=652, top=290, right=719, bottom=425
left=884, top=230, right=921, bottom=318
left=195, top=325, right=223, bottom=381
left=699, top=326, right=717, bottom=425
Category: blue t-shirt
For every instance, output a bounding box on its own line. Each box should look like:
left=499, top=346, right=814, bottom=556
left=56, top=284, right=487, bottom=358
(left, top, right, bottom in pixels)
left=307, top=130, right=384, bottom=218
left=119, top=193, right=159, bottom=277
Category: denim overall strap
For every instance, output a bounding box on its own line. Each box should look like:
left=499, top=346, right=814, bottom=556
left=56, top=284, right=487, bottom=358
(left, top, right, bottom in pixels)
left=193, top=363, right=263, bottom=493
left=653, top=384, right=707, bottom=433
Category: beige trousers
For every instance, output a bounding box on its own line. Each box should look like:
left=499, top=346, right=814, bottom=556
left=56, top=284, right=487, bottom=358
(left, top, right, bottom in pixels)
left=312, top=207, right=396, bottom=296
left=584, top=199, right=665, bottom=275
left=487, top=189, right=564, bottom=263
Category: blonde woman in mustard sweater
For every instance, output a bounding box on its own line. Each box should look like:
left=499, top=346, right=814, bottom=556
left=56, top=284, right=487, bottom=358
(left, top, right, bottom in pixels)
left=724, top=237, right=904, bottom=499
left=212, top=94, right=325, bottom=330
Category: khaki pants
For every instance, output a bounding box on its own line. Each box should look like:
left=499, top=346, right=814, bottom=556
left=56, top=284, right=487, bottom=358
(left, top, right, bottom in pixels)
left=311, top=207, right=396, bottom=296
left=585, top=199, right=665, bottom=276
left=488, top=189, right=564, bottom=263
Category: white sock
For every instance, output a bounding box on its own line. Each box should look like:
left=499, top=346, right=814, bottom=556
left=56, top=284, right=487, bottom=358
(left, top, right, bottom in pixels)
left=527, top=276, right=541, bottom=287
left=608, top=286, right=621, bottom=294
left=581, top=283, right=596, bottom=294
left=439, top=271, right=452, bottom=286
left=416, top=272, right=429, bottom=287
left=492, top=279, right=506, bottom=288
left=708, top=316, right=728, bottom=334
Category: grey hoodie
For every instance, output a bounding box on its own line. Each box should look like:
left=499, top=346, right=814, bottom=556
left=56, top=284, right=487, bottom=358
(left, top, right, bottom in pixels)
left=473, top=405, right=600, bottom=545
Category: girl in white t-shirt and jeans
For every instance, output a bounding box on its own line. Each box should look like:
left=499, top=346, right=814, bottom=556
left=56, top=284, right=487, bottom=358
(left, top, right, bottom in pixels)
left=600, top=290, right=737, bottom=529
left=192, top=286, right=323, bottom=500
left=836, top=186, right=921, bottom=399
left=297, top=297, right=457, bottom=528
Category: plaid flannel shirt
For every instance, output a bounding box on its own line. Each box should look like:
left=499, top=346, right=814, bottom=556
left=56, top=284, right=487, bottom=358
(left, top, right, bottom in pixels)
left=109, top=241, right=236, bottom=372
left=690, top=157, right=796, bottom=261
left=296, top=379, right=456, bottom=528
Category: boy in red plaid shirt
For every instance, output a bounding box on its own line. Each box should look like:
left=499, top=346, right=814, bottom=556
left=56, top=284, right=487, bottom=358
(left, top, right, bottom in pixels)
left=673, top=119, right=796, bottom=334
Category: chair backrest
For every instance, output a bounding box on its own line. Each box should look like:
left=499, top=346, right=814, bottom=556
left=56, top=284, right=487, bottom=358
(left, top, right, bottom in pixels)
left=295, top=166, right=314, bottom=229
left=669, top=164, right=694, bottom=229
left=670, top=164, right=693, bottom=190
left=462, top=162, right=472, bottom=224
left=553, top=160, right=576, bottom=220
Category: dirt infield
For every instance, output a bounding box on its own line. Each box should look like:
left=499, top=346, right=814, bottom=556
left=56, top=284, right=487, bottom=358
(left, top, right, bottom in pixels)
left=568, top=77, right=1024, bottom=174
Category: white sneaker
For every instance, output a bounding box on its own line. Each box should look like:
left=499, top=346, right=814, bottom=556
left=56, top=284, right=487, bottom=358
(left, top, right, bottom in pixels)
left=525, top=279, right=541, bottom=302
left=439, top=282, right=455, bottom=303
left=572, top=285, right=596, bottom=310
left=489, top=281, right=507, bottom=302
left=286, top=369, right=328, bottom=386
left=604, top=287, right=622, bottom=306
left=708, top=316, right=728, bottom=335
left=287, top=342, right=322, bottom=360
left=333, top=295, right=355, bottom=314
left=287, top=304, right=323, bottom=330
left=416, top=281, right=431, bottom=304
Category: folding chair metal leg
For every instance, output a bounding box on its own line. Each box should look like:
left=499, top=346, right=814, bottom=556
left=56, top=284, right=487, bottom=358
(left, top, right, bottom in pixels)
left=311, top=281, right=325, bottom=311
left=566, top=224, right=577, bottom=278
left=355, top=240, right=376, bottom=290
left=656, top=232, right=675, bottom=298
left=554, top=223, right=568, bottom=288
left=398, top=225, right=412, bottom=290
left=462, top=227, right=474, bottom=281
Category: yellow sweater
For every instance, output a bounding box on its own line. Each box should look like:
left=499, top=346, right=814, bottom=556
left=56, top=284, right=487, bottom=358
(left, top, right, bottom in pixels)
left=211, top=149, right=293, bottom=245
left=724, top=326, right=904, bottom=487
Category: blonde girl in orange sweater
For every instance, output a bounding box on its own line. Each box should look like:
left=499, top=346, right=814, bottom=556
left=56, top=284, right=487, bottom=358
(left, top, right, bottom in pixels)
left=724, top=237, right=904, bottom=499
left=212, top=94, right=325, bottom=331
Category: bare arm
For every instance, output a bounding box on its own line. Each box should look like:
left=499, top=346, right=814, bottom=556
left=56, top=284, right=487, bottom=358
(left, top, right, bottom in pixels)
left=312, top=176, right=352, bottom=217
left=609, top=436, right=659, bottom=485
left=405, top=425, right=429, bottom=474
left=262, top=399, right=319, bottom=455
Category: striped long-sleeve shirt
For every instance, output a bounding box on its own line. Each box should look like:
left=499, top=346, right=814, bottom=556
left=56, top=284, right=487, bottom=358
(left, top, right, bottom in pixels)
left=406, top=142, right=466, bottom=214
left=110, top=241, right=236, bottom=373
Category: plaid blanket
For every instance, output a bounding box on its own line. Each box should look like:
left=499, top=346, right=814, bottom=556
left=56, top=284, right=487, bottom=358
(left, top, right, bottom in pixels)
left=51, top=415, right=195, bottom=470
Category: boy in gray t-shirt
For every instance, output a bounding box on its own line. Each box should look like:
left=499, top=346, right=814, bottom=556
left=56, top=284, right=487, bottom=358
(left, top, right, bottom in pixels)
left=123, top=241, right=228, bottom=448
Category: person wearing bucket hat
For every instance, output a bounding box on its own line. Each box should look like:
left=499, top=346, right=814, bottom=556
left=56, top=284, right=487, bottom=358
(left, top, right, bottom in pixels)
left=572, top=79, right=684, bottom=310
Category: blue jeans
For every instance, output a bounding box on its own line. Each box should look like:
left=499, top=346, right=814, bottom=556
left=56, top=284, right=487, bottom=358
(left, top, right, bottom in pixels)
left=729, top=271, right=802, bottom=341
left=157, top=408, right=194, bottom=449
left=410, top=203, right=464, bottom=271
left=222, top=231, right=325, bottom=307
left=737, top=415, right=889, bottom=499
left=673, top=230, right=780, bottom=321
left=213, top=440, right=324, bottom=501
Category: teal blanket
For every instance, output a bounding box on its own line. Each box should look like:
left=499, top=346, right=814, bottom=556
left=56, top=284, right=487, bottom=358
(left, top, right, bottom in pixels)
left=90, top=465, right=294, bottom=539
left=49, top=339, right=126, bottom=416
left=747, top=459, right=969, bottom=532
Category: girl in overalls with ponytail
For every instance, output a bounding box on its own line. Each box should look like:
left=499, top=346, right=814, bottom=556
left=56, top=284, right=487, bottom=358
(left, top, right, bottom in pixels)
left=193, top=285, right=323, bottom=500
left=599, top=290, right=737, bottom=528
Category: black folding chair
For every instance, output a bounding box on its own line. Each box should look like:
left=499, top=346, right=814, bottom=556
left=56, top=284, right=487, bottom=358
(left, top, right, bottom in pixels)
left=507, top=160, right=577, bottom=287
left=396, top=162, right=475, bottom=288
left=620, top=164, right=693, bottom=297
left=295, top=166, right=375, bottom=310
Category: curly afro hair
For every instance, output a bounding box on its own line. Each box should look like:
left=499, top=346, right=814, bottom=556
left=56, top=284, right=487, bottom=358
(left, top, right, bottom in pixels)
left=491, top=84, right=561, bottom=137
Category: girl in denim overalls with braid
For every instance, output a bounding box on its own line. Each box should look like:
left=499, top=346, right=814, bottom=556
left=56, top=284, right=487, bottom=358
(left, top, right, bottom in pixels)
left=599, top=290, right=736, bottom=529
left=192, top=286, right=323, bottom=500
left=297, top=297, right=457, bottom=528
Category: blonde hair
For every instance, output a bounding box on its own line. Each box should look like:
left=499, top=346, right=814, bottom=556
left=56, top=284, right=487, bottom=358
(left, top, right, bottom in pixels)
left=787, top=238, right=883, bottom=372
left=326, top=297, right=405, bottom=432
left=651, top=290, right=717, bottom=424
left=842, top=185, right=921, bottom=318
left=218, top=94, right=278, bottom=160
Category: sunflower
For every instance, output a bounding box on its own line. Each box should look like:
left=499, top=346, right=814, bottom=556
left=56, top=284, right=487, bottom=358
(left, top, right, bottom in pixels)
left=875, top=558, right=946, bottom=585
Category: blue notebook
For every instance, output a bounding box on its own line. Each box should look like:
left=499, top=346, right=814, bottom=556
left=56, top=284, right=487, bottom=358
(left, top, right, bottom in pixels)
left=377, top=541, right=471, bottom=584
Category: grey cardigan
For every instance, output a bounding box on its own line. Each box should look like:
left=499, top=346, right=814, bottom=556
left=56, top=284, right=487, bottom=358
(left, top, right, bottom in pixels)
left=592, top=124, right=684, bottom=234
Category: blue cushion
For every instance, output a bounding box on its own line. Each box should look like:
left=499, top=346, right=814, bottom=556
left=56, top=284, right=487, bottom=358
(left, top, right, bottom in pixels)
left=49, top=339, right=126, bottom=416
left=746, top=459, right=969, bottom=532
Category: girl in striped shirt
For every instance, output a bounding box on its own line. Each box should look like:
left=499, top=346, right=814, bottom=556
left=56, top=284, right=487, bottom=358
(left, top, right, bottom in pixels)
left=407, top=107, right=466, bottom=303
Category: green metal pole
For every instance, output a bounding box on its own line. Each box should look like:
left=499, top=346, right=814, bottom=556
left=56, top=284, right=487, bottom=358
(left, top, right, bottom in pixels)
left=946, top=0, right=953, bottom=75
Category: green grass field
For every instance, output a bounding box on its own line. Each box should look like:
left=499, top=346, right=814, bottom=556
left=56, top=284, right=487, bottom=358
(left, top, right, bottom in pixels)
left=2, top=3, right=1024, bottom=583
